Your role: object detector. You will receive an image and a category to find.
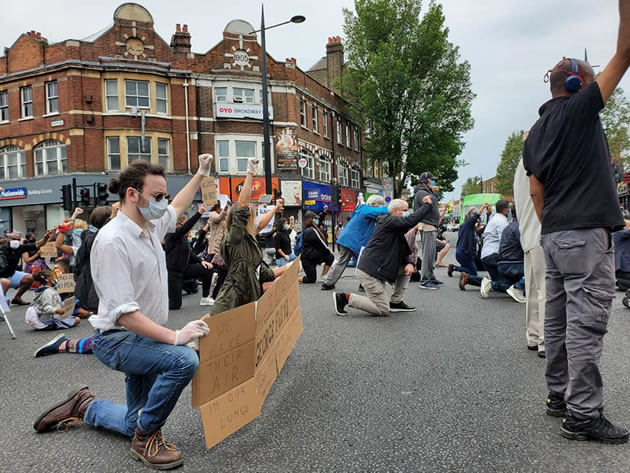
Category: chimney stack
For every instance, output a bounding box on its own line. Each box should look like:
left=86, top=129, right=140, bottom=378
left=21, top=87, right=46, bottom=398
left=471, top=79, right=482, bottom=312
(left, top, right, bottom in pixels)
left=170, top=23, right=191, bottom=54
left=326, top=36, right=344, bottom=90
left=285, top=57, right=297, bottom=69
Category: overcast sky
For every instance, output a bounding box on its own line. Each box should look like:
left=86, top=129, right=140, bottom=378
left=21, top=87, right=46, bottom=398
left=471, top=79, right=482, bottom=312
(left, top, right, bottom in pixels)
left=1, top=0, right=626, bottom=201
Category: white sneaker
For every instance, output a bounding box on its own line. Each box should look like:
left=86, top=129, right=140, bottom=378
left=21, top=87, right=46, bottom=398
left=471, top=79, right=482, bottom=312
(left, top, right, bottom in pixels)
left=480, top=277, right=492, bottom=299
left=200, top=296, right=215, bottom=306
left=506, top=285, right=526, bottom=304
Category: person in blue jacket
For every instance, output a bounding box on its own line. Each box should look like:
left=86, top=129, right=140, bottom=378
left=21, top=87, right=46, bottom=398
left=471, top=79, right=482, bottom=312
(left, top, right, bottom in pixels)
left=321, top=194, right=387, bottom=290
left=448, top=203, right=489, bottom=289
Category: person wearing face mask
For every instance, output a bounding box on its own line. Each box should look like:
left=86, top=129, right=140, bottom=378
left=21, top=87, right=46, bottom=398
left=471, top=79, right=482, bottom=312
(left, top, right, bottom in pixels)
left=413, top=172, right=441, bottom=290
left=301, top=211, right=334, bottom=284
left=274, top=217, right=296, bottom=267
left=0, top=230, right=52, bottom=305
left=22, top=232, right=49, bottom=277
left=448, top=203, right=490, bottom=289
left=33, top=157, right=213, bottom=469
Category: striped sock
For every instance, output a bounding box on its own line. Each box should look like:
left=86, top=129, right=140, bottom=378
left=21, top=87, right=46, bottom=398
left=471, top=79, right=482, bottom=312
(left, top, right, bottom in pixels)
left=65, top=337, right=93, bottom=354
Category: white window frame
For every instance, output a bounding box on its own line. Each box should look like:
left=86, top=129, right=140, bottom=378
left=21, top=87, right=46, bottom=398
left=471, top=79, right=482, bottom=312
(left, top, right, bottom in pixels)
left=351, top=169, right=360, bottom=189
left=319, top=157, right=330, bottom=182
left=0, top=90, right=8, bottom=122
left=21, top=86, right=33, bottom=118
left=338, top=162, right=349, bottom=187
left=322, top=109, right=329, bottom=138
left=312, top=104, right=319, bottom=133
left=34, top=140, right=66, bottom=176
left=233, top=87, right=255, bottom=104
left=126, top=136, right=152, bottom=163
left=0, top=146, right=26, bottom=180
left=300, top=150, right=314, bottom=179
left=336, top=118, right=342, bottom=144
left=300, top=99, right=307, bottom=128
left=106, top=137, right=121, bottom=171
left=124, top=80, right=150, bottom=109
left=45, top=81, right=59, bottom=115
left=215, top=87, right=227, bottom=102
left=235, top=140, right=257, bottom=173
left=216, top=140, right=229, bottom=174
left=354, top=126, right=359, bottom=150
left=346, top=123, right=351, bottom=148
left=157, top=138, right=171, bottom=171
left=156, top=83, right=168, bottom=114
left=105, top=79, right=119, bottom=111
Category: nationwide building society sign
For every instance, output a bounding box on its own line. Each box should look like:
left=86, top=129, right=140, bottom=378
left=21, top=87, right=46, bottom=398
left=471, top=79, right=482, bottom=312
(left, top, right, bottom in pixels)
left=0, top=187, right=27, bottom=200
left=215, top=103, right=274, bottom=120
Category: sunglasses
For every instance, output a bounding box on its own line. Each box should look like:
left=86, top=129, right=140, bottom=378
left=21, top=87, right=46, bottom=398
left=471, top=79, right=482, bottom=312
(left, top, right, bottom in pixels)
left=134, top=189, right=170, bottom=203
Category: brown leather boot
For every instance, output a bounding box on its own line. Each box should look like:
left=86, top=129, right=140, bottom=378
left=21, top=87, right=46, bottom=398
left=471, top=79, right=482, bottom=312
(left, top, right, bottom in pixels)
left=130, top=428, right=183, bottom=470
left=33, top=386, right=95, bottom=432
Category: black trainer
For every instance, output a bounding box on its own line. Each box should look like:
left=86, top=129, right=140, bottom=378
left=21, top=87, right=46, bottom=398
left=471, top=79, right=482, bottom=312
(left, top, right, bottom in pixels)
left=447, top=264, right=455, bottom=277
left=430, top=279, right=444, bottom=285
left=546, top=391, right=566, bottom=417
left=389, top=301, right=416, bottom=312
left=321, top=283, right=335, bottom=291
left=561, top=414, right=629, bottom=444
left=333, top=292, right=348, bottom=316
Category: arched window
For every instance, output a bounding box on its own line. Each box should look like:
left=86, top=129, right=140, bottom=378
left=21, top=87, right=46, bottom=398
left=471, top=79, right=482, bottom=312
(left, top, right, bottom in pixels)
left=34, top=140, right=67, bottom=176
left=0, top=146, right=26, bottom=180
left=300, top=149, right=314, bottom=179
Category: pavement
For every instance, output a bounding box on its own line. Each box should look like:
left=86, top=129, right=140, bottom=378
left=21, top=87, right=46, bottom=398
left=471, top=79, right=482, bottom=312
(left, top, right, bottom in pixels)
left=1, top=235, right=630, bottom=472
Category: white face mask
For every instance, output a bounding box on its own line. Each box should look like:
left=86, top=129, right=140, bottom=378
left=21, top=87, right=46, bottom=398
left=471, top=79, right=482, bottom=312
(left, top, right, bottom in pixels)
left=9, top=240, right=20, bottom=249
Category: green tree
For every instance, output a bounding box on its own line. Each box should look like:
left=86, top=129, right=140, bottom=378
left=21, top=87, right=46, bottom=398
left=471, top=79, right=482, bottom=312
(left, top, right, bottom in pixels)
left=600, top=86, right=630, bottom=162
left=495, top=130, right=524, bottom=196
left=460, top=176, right=482, bottom=199
left=340, top=0, right=475, bottom=196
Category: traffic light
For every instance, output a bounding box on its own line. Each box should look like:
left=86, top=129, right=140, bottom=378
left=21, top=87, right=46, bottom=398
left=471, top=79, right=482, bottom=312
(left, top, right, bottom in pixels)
left=331, top=183, right=341, bottom=206
left=80, top=188, right=90, bottom=207
left=61, top=184, right=73, bottom=212
left=96, top=183, right=109, bottom=205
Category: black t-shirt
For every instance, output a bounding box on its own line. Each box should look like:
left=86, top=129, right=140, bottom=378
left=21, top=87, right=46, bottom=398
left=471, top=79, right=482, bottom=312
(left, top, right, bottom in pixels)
left=523, top=81, right=624, bottom=234
left=0, top=242, right=36, bottom=277
left=274, top=231, right=292, bottom=258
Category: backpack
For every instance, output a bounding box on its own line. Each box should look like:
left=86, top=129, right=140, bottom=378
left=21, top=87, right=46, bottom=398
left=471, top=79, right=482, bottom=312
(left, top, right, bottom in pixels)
left=294, top=231, right=304, bottom=256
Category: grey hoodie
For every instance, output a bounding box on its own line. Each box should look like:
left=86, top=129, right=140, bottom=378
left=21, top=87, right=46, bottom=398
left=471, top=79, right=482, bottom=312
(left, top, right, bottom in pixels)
left=31, top=287, right=62, bottom=321
left=413, top=185, right=439, bottom=227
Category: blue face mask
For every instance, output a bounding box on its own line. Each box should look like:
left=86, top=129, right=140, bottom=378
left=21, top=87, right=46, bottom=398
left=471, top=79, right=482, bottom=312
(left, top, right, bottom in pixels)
left=472, top=209, right=478, bottom=215
left=283, top=224, right=289, bottom=231
left=74, top=229, right=83, bottom=237
left=315, top=219, right=320, bottom=226
left=430, top=180, right=436, bottom=187
left=136, top=190, right=169, bottom=220
left=508, top=209, right=512, bottom=218
left=402, top=211, right=410, bottom=218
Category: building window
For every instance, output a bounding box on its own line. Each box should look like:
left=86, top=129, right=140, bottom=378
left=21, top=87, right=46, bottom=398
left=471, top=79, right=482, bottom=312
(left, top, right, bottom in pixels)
left=156, top=83, right=168, bottom=114
left=0, top=91, right=8, bottom=122
left=158, top=138, right=170, bottom=171
left=217, top=140, right=229, bottom=174
left=215, top=87, right=227, bottom=102
left=105, top=80, right=118, bottom=111
left=312, top=104, right=319, bottom=133
left=336, top=119, right=342, bottom=144
left=45, top=81, right=59, bottom=114
left=351, top=169, right=360, bottom=188
left=319, top=157, right=330, bottom=182
left=300, top=99, right=307, bottom=127
left=235, top=140, right=256, bottom=173
left=127, top=136, right=152, bottom=163
left=106, top=137, right=121, bottom=171
left=0, top=146, right=26, bottom=180
left=233, top=87, right=254, bottom=104
left=338, top=162, right=349, bottom=187
left=300, top=150, right=314, bottom=179
left=21, top=86, right=33, bottom=118
left=346, top=123, right=351, bottom=148
left=322, top=110, right=329, bottom=138
left=34, top=140, right=66, bottom=176
left=354, top=126, right=359, bottom=150
left=125, top=80, right=150, bottom=108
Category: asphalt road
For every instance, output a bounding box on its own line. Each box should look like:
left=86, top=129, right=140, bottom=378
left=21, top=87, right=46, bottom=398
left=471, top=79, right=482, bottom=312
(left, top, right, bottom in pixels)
left=2, top=235, right=630, bottom=473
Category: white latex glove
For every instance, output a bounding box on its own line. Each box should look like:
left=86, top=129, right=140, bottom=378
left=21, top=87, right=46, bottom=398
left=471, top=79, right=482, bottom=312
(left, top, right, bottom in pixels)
left=247, top=158, right=260, bottom=175
left=197, top=154, right=213, bottom=176
left=174, top=320, right=209, bottom=345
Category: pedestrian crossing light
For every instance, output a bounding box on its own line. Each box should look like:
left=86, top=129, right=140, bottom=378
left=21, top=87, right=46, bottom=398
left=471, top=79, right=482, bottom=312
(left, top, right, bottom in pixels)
left=61, top=184, right=73, bottom=212
left=80, top=188, right=90, bottom=207
left=96, top=183, right=109, bottom=205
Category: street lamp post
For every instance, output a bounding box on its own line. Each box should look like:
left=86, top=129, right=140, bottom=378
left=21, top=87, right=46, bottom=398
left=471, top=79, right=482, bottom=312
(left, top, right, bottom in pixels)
left=252, top=7, right=305, bottom=197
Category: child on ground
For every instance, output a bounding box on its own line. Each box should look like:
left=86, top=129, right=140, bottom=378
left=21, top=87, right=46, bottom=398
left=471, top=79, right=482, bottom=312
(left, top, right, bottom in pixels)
left=25, top=270, right=79, bottom=330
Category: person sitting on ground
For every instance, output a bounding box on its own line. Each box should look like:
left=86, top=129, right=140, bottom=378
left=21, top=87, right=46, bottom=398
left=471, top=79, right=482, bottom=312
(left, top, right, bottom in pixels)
left=333, top=196, right=433, bottom=317
left=321, top=195, right=387, bottom=290
left=211, top=159, right=289, bottom=315
left=275, top=217, right=296, bottom=267
left=25, top=270, right=79, bottom=330
left=435, top=229, right=451, bottom=268
left=33, top=332, right=94, bottom=358
left=301, top=211, right=334, bottom=284
left=448, top=203, right=490, bottom=289
left=0, top=230, right=53, bottom=305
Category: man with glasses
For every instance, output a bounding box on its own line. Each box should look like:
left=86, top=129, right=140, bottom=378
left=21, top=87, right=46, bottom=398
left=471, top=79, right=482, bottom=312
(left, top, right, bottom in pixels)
left=33, top=156, right=212, bottom=469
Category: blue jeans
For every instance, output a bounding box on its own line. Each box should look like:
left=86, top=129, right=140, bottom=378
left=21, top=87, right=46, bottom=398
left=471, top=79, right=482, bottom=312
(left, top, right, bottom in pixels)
left=276, top=252, right=296, bottom=267
left=455, top=249, right=482, bottom=286
left=492, top=262, right=525, bottom=293
left=84, top=330, right=199, bottom=437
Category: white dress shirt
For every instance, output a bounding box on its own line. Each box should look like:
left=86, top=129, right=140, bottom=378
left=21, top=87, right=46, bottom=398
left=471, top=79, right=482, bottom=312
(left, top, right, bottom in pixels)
left=89, top=206, right=177, bottom=332
left=513, top=158, right=541, bottom=252
left=480, top=212, right=508, bottom=259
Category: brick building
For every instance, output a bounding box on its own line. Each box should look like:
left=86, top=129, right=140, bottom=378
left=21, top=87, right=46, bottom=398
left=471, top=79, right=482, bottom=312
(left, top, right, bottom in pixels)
left=0, top=3, right=377, bottom=235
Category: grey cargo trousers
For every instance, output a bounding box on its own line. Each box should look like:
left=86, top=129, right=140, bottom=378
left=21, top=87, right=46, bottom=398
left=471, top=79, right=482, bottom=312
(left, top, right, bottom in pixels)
left=542, top=228, right=615, bottom=420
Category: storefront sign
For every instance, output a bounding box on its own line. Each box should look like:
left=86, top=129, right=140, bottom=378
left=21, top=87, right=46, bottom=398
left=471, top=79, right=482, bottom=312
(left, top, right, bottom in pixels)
left=0, top=188, right=27, bottom=201
left=280, top=181, right=302, bottom=206
left=215, top=103, right=274, bottom=120
left=275, top=127, right=299, bottom=170
left=222, top=177, right=279, bottom=202
left=302, top=181, right=337, bottom=212
left=340, top=188, right=356, bottom=213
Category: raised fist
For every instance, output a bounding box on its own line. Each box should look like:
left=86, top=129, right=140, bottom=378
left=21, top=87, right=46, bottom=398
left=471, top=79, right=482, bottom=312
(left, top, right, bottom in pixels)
left=247, top=158, right=260, bottom=175
left=197, top=154, right=213, bottom=176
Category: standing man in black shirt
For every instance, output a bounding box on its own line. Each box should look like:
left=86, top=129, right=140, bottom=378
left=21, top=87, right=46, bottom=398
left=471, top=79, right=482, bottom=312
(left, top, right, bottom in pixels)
left=523, top=0, right=630, bottom=444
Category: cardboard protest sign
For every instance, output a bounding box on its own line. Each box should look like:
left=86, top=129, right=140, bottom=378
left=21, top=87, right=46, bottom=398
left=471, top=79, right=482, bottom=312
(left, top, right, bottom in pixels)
left=61, top=297, right=76, bottom=320
left=57, top=273, right=76, bottom=294
left=256, top=205, right=275, bottom=234
left=192, top=257, right=303, bottom=449
left=39, top=242, right=57, bottom=258
left=201, top=177, right=218, bottom=206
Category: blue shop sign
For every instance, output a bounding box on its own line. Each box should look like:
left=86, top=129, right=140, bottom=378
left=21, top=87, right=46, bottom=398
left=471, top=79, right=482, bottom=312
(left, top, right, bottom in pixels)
left=0, top=187, right=27, bottom=201
left=302, top=181, right=338, bottom=212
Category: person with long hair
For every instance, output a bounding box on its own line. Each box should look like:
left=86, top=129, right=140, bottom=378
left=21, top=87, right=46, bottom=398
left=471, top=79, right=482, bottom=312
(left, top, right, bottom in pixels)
left=301, top=211, right=334, bottom=284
